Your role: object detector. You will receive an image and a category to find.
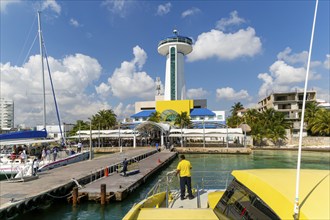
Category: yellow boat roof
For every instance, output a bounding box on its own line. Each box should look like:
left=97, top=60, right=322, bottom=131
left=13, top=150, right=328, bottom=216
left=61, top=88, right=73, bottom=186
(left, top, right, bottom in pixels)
left=232, top=169, right=330, bottom=220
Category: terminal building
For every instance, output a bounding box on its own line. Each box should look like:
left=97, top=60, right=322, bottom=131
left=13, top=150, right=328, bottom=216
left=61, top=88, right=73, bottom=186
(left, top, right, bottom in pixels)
left=72, top=31, right=246, bottom=148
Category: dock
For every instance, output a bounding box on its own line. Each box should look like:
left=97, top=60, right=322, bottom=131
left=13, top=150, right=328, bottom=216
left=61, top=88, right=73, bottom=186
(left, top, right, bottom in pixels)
left=0, top=148, right=177, bottom=219
left=79, top=151, right=177, bottom=202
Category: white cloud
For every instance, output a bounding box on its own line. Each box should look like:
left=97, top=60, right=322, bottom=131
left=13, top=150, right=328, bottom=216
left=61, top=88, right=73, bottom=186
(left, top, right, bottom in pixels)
left=156, top=2, right=171, bottom=16
left=100, top=45, right=155, bottom=99
left=216, top=87, right=250, bottom=101
left=324, top=54, right=330, bottom=70
left=95, top=82, right=111, bottom=98
left=181, top=7, right=201, bottom=18
left=41, top=0, right=61, bottom=15
left=101, top=0, right=127, bottom=18
left=216, top=11, right=246, bottom=31
left=186, top=88, right=208, bottom=99
left=113, top=102, right=135, bottom=119
left=0, top=0, right=21, bottom=13
left=69, top=18, right=81, bottom=27
left=277, top=47, right=321, bottom=68
left=270, top=60, right=308, bottom=84
left=187, top=28, right=262, bottom=61
left=277, top=47, right=308, bottom=64
left=257, top=59, right=321, bottom=98
left=0, top=53, right=104, bottom=126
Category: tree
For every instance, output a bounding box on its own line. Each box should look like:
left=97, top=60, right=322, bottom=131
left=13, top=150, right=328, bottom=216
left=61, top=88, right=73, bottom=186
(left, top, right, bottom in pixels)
left=227, top=102, right=244, bottom=128
left=148, top=111, right=162, bottom=123
left=304, top=102, right=320, bottom=123
left=174, top=111, right=192, bottom=128
left=309, top=109, right=330, bottom=136
left=261, top=108, right=290, bottom=146
left=230, top=102, right=244, bottom=116
left=226, top=115, right=242, bottom=128
left=69, top=120, right=90, bottom=136
left=91, top=109, right=117, bottom=130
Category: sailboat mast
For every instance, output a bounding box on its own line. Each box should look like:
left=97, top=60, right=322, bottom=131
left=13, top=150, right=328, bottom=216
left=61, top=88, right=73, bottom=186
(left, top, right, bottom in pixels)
left=37, top=11, right=46, bottom=129
left=293, top=0, right=318, bottom=219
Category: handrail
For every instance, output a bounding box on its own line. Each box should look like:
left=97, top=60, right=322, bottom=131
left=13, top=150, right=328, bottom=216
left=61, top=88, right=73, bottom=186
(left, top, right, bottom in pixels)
left=145, top=170, right=231, bottom=201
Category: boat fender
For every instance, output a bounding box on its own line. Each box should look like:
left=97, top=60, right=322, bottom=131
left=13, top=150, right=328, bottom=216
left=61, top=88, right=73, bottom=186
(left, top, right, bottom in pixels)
left=6, top=206, right=18, bottom=219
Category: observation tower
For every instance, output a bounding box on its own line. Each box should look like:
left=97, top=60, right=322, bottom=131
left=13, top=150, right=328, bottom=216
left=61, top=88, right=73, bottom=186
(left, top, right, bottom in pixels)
left=158, top=30, right=193, bottom=100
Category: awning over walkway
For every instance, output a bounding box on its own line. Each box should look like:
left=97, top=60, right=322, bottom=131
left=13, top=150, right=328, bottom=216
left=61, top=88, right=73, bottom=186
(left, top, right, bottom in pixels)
left=190, top=108, right=215, bottom=116
left=131, top=110, right=155, bottom=118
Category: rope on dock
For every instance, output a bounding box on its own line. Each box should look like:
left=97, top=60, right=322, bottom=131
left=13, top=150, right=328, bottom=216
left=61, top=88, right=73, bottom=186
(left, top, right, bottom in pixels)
left=72, top=178, right=83, bottom=189
left=46, top=191, right=72, bottom=199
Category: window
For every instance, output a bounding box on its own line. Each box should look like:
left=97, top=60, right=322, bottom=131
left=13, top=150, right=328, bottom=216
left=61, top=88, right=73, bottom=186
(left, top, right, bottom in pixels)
left=215, top=179, right=280, bottom=220
left=170, top=47, right=176, bottom=100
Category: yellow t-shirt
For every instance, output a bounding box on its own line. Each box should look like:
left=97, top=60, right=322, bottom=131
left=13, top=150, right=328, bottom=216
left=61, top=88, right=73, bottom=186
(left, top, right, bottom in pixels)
left=177, top=159, right=192, bottom=177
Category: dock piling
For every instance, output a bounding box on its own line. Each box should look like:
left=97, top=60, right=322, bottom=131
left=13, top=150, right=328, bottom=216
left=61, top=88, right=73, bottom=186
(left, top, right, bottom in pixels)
left=101, top=184, right=106, bottom=205
left=72, top=187, right=78, bottom=206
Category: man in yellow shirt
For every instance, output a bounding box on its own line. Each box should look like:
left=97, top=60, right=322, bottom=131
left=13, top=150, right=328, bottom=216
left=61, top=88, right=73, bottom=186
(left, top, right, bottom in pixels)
left=176, top=155, right=194, bottom=200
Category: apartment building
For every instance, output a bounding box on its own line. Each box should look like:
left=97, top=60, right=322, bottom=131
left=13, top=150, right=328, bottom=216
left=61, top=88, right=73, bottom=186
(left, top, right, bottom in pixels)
left=257, top=91, right=317, bottom=136
left=0, top=98, right=14, bottom=130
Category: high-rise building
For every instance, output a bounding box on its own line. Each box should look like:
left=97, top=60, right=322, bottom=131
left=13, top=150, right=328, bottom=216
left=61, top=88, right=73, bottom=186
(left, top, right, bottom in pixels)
left=158, top=30, right=193, bottom=100
left=0, top=98, right=14, bottom=130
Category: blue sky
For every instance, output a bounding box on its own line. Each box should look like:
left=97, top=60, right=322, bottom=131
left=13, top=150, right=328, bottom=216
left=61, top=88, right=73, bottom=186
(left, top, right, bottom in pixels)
left=1, top=0, right=329, bottom=127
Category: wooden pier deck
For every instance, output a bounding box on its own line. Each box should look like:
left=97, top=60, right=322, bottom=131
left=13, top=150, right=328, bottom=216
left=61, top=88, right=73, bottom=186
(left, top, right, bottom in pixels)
left=0, top=148, right=176, bottom=218
left=79, top=151, right=177, bottom=201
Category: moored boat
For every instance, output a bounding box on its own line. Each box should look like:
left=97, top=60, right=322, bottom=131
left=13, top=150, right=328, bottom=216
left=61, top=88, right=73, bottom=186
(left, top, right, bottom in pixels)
left=123, top=169, right=330, bottom=220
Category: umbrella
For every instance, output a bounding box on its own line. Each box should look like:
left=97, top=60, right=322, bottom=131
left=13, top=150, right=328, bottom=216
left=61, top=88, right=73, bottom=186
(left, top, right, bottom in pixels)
left=239, top=123, right=251, bottom=132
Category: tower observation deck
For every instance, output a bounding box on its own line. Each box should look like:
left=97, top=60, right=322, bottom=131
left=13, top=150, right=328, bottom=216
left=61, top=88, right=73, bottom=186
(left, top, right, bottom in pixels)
left=158, top=30, right=193, bottom=101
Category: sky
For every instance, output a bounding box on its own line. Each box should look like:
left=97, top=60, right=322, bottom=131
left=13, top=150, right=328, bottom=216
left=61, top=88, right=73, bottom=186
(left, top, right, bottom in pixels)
left=1, top=0, right=329, bottom=128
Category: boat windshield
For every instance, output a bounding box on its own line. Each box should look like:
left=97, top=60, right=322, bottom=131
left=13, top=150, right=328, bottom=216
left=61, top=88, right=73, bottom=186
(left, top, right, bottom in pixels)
left=214, top=179, right=280, bottom=220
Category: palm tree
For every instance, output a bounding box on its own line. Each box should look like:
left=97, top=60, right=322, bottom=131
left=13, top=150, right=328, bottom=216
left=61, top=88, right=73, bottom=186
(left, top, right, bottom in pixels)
left=91, top=109, right=117, bottom=129
left=230, top=102, right=244, bottom=116
left=174, top=111, right=192, bottom=128
left=148, top=111, right=162, bottom=123
left=226, top=115, right=242, bottom=128
left=69, top=120, right=90, bottom=136
left=174, top=112, right=191, bottom=147
left=304, top=101, right=320, bottom=124
left=227, top=102, right=244, bottom=128
left=309, top=109, right=330, bottom=136
left=261, top=108, right=290, bottom=146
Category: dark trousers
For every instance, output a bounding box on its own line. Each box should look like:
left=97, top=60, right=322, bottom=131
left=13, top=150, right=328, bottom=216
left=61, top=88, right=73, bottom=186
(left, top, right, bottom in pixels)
left=180, top=176, right=193, bottom=199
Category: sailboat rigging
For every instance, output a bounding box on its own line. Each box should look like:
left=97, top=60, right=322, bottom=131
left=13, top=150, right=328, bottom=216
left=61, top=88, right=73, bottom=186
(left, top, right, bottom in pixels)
left=37, top=11, right=65, bottom=145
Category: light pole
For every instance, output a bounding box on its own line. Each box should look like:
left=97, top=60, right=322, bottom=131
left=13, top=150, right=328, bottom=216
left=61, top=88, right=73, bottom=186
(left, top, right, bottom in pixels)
left=118, top=121, right=122, bottom=152
left=89, top=120, right=92, bottom=160
left=180, top=119, right=183, bottom=148
left=203, top=119, right=205, bottom=148
left=226, top=124, right=229, bottom=149
left=98, top=122, right=100, bottom=148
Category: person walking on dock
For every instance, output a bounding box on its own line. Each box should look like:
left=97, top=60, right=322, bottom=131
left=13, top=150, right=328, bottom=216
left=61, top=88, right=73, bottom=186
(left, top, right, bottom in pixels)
left=176, top=155, right=194, bottom=200
left=122, top=158, right=128, bottom=177
left=41, top=148, right=46, bottom=161
left=32, top=158, right=39, bottom=176
left=52, top=146, right=59, bottom=161
left=77, top=142, right=82, bottom=153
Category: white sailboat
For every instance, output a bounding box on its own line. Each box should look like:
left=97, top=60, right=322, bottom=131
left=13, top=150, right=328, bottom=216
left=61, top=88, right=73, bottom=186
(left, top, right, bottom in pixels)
left=0, top=11, right=90, bottom=181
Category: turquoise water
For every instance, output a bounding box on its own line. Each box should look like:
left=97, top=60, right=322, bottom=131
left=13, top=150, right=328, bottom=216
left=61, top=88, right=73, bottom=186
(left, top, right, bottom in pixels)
left=15, top=150, right=330, bottom=220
